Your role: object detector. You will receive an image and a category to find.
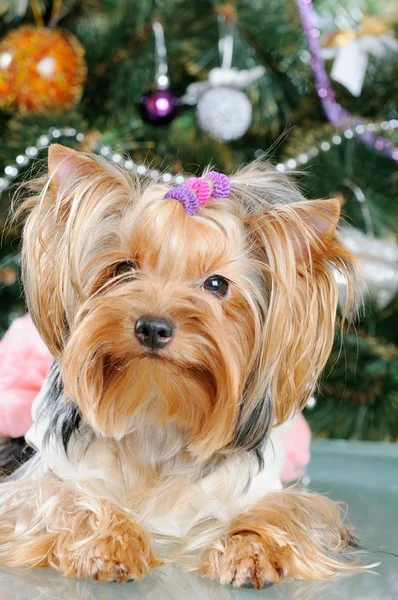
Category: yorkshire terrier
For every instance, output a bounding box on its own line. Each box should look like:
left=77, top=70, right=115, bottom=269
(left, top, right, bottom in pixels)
left=0, top=144, right=362, bottom=588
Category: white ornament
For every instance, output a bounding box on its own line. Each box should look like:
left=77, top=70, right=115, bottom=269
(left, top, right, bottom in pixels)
left=196, top=86, right=252, bottom=141
left=321, top=31, right=398, bottom=97
left=338, top=226, right=398, bottom=309
left=183, top=66, right=264, bottom=141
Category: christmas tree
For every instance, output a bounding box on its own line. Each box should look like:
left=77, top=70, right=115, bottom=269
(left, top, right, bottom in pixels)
left=0, top=0, right=397, bottom=440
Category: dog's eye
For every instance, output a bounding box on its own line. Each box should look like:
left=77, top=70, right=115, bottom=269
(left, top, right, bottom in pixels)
left=114, top=260, right=137, bottom=277
left=202, top=275, right=229, bottom=297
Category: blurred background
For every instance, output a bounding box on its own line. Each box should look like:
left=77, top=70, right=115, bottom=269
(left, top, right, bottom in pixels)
left=0, top=0, right=397, bottom=443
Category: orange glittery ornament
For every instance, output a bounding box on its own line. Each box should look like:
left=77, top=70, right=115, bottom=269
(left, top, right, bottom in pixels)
left=0, top=26, right=87, bottom=113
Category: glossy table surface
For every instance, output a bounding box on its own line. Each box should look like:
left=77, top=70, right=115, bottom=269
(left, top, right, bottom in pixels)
left=0, top=440, right=397, bottom=600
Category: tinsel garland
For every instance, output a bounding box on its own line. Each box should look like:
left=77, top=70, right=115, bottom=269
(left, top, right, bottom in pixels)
left=295, top=0, right=398, bottom=162
left=0, top=119, right=397, bottom=193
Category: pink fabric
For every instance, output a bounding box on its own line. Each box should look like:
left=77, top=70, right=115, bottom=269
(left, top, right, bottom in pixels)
left=0, top=314, right=53, bottom=437
left=278, top=413, right=312, bottom=482
left=0, top=314, right=311, bottom=481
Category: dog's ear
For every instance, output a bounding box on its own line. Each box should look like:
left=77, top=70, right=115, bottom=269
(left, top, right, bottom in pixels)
left=249, top=197, right=341, bottom=265
left=48, top=144, right=82, bottom=183
left=286, top=197, right=340, bottom=259
left=19, top=145, right=132, bottom=357
left=47, top=143, right=103, bottom=196
left=244, top=198, right=358, bottom=427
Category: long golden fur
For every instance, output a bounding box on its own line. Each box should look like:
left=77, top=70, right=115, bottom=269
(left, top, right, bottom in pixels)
left=0, top=145, right=364, bottom=587
left=199, top=488, right=360, bottom=587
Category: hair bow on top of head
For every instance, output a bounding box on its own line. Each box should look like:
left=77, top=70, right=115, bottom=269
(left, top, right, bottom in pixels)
left=164, top=171, right=231, bottom=215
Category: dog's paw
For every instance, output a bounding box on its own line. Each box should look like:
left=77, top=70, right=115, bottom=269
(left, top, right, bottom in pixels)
left=199, top=533, right=291, bottom=589
left=54, top=523, right=161, bottom=583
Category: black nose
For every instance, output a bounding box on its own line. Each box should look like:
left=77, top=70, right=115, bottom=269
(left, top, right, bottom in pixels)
left=135, top=315, right=175, bottom=350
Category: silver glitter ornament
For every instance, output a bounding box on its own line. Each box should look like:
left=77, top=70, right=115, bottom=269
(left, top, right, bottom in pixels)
left=183, top=11, right=264, bottom=142
left=340, top=226, right=398, bottom=309
left=335, top=180, right=398, bottom=309
left=183, top=66, right=264, bottom=141
left=196, top=86, right=252, bottom=141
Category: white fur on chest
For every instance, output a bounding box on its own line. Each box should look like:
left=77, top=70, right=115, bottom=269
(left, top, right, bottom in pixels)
left=27, top=381, right=283, bottom=538
left=143, top=437, right=283, bottom=537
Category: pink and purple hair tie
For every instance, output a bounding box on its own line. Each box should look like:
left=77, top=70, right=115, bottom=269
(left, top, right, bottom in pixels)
left=164, top=171, right=231, bottom=215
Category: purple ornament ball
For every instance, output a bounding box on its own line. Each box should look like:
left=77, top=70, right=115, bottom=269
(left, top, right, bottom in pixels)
left=139, top=88, right=180, bottom=126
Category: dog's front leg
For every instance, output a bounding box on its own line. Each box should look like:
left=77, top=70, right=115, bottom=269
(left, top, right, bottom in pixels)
left=52, top=502, right=161, bottom=582
left=198, top=488, right=360, bottom=589
left=0, top=477, right=161, bottom=582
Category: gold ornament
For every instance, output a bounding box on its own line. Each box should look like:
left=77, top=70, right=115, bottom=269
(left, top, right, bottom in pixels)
left=0, top=25, right=87, bottom=114
left=323, top=16, right=392, bottom=48
left=321, top=15, right=398, bottom=97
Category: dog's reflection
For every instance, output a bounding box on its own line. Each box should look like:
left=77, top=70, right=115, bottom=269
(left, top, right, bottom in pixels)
left=0, top=565, right=376, bottom=600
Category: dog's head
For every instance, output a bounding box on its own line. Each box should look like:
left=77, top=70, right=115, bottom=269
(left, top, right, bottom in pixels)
left=19, top=145, right=358, bottom=459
